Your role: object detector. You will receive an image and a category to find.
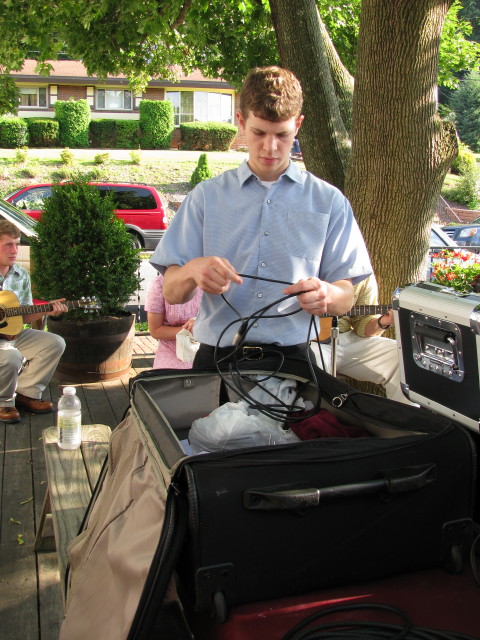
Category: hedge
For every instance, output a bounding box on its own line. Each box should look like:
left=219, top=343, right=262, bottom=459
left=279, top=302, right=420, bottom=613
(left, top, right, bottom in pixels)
left=0, top=117, right=29, bottom=148
left=27, top=118, right=60, bottom=147
left=180, top=121, right=238, bottom=151
left=54, top=99, right=90, bottom=148
left=139, top=100, right=174, bottom=149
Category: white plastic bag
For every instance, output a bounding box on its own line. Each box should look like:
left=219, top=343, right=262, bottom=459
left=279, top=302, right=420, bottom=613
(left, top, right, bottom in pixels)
left=188, top=376, right=303, bottom=454
left=176, top=328, right=200, bottom=363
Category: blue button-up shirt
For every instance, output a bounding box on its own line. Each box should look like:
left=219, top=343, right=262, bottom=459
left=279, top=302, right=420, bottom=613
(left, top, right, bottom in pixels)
left=150, top=160, right=372, bottom=347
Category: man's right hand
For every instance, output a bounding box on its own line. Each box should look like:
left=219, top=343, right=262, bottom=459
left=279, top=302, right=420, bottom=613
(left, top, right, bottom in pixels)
left=191, top=257, right=243, bottom=294
left=163, top=257, right=243, bottom=304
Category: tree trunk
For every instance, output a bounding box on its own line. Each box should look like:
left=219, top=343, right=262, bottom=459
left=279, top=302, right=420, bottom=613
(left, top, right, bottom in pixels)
left=269, top=0, right=352, bottom=190
left=345, top=0, right=458, bottom=303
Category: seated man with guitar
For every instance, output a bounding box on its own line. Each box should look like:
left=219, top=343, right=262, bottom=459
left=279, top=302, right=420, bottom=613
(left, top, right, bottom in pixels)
left=0, top=220, right=67, bottom=423
left=312, top=274, right=411, bottom=404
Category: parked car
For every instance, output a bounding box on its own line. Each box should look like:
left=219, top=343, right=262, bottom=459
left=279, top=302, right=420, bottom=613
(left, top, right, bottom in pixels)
left=441, top=224, right=480, bottom=251
left=5, top=182, right=168, bottom=250
left=0, top=197, right=37, bottom=272
left=431, top=223, right=459, bottom=249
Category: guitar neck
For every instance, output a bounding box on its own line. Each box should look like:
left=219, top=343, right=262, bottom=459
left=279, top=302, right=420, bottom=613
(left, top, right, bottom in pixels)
left=5, top=300, right=84, bottom=318
left=320, top=304, right=391, bottom=319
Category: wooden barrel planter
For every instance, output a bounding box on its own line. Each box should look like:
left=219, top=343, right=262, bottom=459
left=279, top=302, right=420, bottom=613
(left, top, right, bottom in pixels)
left=47, top=314, right=135, bottom=382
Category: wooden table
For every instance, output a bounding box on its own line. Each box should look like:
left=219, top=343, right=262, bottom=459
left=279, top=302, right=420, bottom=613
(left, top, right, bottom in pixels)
left=34, top=424, right=111, bottom=608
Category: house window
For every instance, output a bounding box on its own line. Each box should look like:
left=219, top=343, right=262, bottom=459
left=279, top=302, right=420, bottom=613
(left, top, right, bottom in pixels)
left=96, top=89, right=132, bottom=110
left=19, top=87, right=47, bottom=108
left=166, top=91, right=233, bottom=126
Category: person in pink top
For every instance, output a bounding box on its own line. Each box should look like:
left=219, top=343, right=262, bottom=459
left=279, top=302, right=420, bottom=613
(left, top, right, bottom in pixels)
left=145, top=272, right=202, bottom=369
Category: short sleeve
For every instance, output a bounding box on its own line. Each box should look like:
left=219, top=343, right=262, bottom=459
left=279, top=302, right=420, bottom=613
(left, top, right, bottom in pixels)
left=144, top=274, right=166, bottom=314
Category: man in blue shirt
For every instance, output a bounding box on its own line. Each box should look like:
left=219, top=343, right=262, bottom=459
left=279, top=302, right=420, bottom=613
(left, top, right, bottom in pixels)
left=150, top=66, right=372, bottom=366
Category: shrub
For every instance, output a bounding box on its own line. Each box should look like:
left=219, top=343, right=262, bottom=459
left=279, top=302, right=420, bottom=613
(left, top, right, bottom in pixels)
left=60, top=147, right=74, bottom=165
left=27, top=118, right=60, bottom=147
left=116, top=120, right=140, bottom=149
left=446, top=166, right=480, bottom=209
left=89, top=119, right=117, bottom=148
left=139, top=100, right=174, bottom=149
left=15, top=146, right=28, bottom=163
left=89, top=119, right=140, bottom=149
left=451, top=142, right=477, bottom=175
left=190, top=153, right=213, bottom=187
left=94, top=152, right=110, bottom=165
left=30, top=180, right=141, bottom=317
left=130, top=148, right=142, bottom=164
left=54, top=99, right=90, bottom=147
left=0, top=117, right=29, bottom=148
left=180, top=121, right=238, bottom=151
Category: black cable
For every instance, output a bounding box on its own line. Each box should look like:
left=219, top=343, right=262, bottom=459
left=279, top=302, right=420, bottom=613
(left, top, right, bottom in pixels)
left=470, top=528, right=480, bottom=586
left=280, top=602, right=480, bottom=640
left=215, top=276, right=325, bottom=424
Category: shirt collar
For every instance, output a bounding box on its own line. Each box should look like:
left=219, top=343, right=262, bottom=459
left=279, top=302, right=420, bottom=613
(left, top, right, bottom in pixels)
left=237, top=159, right=305, bottom=187
left=1, top=263, right=22, bottom=280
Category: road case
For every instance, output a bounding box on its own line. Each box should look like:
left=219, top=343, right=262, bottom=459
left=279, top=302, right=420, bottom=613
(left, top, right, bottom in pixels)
left=393, top=281, right=480, bottom=432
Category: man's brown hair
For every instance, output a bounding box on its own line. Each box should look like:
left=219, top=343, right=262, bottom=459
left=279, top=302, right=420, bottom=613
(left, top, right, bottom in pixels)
left=0, top=220, right=21, bottom=239
left=239, top=66, right=303, bottom=122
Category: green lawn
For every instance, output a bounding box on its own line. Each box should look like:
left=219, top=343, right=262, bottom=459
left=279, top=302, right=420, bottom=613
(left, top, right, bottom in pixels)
left=0, top=150, right=244, bottom=209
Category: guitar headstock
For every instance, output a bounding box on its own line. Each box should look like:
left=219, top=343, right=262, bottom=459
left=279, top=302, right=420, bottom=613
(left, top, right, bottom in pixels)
left=79, top=296, right=102, bottom=312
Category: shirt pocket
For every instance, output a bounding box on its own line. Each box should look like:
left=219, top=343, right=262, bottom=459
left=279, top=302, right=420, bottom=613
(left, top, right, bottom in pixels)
left=286, top=210, right=329, bottom=260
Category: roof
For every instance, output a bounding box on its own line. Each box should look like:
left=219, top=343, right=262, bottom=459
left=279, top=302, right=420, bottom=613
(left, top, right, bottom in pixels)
left=10, top=60, right=233, bottom=90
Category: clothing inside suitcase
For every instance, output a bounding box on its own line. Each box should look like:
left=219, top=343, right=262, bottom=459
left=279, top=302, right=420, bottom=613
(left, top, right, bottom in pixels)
left=128, top=361, right=476, bottom=624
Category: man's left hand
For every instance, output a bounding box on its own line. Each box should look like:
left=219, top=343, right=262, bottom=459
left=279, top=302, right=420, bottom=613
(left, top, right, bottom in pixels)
left=47, top=298, right=68, bottom=316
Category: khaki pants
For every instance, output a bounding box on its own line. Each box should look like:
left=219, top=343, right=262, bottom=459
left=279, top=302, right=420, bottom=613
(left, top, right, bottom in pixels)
left=0, top=328, right=65, bottom=405
left=312, top=330, right=412, bottom=405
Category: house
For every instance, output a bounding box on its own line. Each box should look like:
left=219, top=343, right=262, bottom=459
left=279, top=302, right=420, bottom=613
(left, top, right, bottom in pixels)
left=9, top=60, right=246, bottom=149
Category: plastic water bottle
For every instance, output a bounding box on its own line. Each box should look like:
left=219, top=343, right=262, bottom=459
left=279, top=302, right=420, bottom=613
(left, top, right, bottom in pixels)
left=57, top=387, right=82, bottom=450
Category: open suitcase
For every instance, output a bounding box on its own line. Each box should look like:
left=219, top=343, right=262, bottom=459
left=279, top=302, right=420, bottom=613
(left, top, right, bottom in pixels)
left=60, top=359, right=477, bottom=640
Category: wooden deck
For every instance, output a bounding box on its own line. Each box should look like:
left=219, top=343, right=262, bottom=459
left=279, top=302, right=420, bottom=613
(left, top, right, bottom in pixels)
left=0, top=334, right=157, bottom=640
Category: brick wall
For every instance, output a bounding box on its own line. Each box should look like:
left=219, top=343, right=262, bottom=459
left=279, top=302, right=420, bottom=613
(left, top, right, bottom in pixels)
left=57, top=85, right=87, bottom=101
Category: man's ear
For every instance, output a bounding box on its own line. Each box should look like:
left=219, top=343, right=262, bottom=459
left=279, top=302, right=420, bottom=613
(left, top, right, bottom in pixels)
left=296, top=114, right=305, bottom=134
left=236, top=110, right=245, bottom=130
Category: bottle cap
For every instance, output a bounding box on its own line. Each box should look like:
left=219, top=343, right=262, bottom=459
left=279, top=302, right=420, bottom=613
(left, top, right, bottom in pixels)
left=62, top=386, right=77, bottom=395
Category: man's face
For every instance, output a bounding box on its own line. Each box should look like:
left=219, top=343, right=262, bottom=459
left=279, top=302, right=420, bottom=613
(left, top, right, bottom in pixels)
left=0, top=234, right=20, bottom=269
left=237, top=110, right=303, bottom=182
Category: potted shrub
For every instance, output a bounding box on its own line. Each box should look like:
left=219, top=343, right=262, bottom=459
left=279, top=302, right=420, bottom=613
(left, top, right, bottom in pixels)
left=30, top=179, right=142, bottom=382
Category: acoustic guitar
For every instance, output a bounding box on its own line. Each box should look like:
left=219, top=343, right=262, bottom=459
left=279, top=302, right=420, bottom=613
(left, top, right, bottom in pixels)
left=318, top=304, right=391, bottom=341
left=0, top=290, right=101, bottom=339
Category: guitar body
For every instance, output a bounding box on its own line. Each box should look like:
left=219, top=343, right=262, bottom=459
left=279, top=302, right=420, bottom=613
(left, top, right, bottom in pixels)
left=0, top=291, right=24, bottom=336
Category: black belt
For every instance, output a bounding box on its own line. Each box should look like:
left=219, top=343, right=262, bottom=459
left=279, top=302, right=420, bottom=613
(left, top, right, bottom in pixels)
left=198, top=342, right=307, bottom=361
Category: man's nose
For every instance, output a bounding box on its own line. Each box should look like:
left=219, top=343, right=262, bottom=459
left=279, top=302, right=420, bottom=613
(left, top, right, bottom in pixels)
left=263, top=135, right=278, bottom=153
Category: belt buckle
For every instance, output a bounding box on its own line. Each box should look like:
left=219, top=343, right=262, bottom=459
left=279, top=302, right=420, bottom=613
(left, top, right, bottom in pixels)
left=242, top=346, right=263, bottom=360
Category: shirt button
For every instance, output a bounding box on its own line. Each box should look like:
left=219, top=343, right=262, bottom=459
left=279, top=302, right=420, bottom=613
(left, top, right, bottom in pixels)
left=253, top=323, right=258, bottom=328
left=257, top=293, right=263, bottom=298
left=260, top=262, right=267, bottom=267
left=264, top=231, right=270, bottom=236
left=266, top=199, right=271, bottom=204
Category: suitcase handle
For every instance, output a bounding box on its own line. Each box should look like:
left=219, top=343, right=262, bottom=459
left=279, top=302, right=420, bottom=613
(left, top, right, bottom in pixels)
left=243, top=464, right=436, bottom=511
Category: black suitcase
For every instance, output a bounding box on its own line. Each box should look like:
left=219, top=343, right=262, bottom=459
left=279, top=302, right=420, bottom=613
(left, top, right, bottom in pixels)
left=123, top=358, right=477, bottom=636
